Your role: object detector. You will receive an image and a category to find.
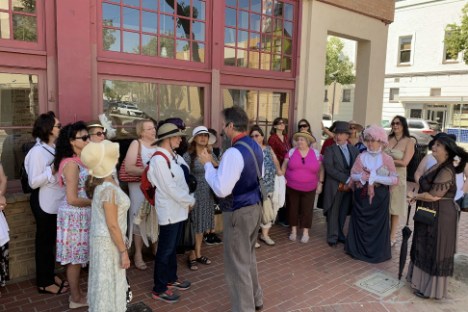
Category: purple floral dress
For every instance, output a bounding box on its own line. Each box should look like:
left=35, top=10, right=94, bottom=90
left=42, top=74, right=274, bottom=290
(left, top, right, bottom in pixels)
left=56, top=159, right=91, bottom=265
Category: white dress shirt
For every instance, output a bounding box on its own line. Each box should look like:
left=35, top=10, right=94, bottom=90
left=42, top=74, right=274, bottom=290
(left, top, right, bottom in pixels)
left=147, top=147, right=195, bottom=225
left=25, top=139, right=65, bottom=214
left=204, top=147, right=244, bottom=198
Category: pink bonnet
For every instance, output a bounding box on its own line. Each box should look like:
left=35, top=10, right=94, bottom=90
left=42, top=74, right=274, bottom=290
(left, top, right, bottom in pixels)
left=363, top=125, right=388, bottom=146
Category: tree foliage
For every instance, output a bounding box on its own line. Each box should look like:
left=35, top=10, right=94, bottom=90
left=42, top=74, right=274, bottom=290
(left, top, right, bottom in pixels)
left=325, top=36, right=355, bottom=85
left=445, top=3, right=468, bottom=64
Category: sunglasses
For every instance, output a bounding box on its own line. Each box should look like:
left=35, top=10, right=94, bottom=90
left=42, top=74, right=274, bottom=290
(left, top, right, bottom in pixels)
left=250, top=134, right=261, bottom=138
left=90, top=131, right=106, bottom=137
left=275, top=120, right=285, bottom=125
left=75, top=135, right=90, bottom=141
left=54, top=124, right=62, bottom=129
left=350, top=126, right=357, bottom=130
left=301, top=157, right=305, bottom=165
left=298, top=124, right=308, bottom=128
left=391, top=121, right=401, bottom=126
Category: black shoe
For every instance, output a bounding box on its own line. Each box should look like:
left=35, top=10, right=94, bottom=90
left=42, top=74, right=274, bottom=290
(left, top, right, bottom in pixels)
left=204, top=233, right=215, bottom=245
left=255, top=304, right=263, bottom=311
left=210, top=233, right=222, bottom=244
left=328, top=242, right=337, bottom=247
left=414, top=291, right=429, bottom=299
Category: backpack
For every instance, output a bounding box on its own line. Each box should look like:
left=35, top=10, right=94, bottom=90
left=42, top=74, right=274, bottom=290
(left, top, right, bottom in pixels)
left=20, top=142, right=39, bottom=194
left=140, top=151, right=171, bottom=206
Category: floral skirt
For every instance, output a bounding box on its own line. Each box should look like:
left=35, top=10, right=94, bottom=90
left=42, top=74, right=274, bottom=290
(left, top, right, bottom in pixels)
left=56, top=205, right=91, bottom=265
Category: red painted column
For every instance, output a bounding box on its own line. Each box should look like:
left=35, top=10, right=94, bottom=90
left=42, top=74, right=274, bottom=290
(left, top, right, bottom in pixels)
left=55, top=0, right=93, bottom=124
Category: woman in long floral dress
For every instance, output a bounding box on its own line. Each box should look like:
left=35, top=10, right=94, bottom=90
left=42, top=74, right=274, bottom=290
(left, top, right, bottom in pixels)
left=54, top=122, right=91, bottom=309
left=82, top=140, right=130, bottom=312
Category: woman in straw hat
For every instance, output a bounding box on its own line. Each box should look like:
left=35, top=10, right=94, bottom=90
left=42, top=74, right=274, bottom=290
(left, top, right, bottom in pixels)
left=82, top=140, right=130, bottom=312
left=282, top=130, right=324, bottom=243
left=346, top=125, right=398, bottom=263
left=148, top=122, right=195, bottom=304
left=183, top=125, right=218, bottom=270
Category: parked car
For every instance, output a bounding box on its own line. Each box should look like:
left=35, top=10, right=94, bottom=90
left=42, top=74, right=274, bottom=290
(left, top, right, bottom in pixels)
left=322, top=113, right=332, bottom=129
left=382, top=118, right=440, bottom=146
left=112, top=102, right=145, bottom=117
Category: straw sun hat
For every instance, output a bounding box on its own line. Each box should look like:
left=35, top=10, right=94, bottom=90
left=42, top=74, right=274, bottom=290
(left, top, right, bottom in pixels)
left=154, top=123, right=187, bottom=144
left=81, top=140, right=119, bottom=178
left=293, top=130, right=316, bottom=144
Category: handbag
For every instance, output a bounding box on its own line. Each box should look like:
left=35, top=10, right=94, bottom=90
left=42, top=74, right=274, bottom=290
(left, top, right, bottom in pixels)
left=407, top=136, right=428, bottom=183
left=338, top=182, right=351, bottom=192
left=413, top=206, right=436, bottom=225
left=177, top=214, right=195, bottom=254
left=119, top=140, right=143, bottom=183
left=180, top=163, right=197, bottom=193
left=261, top=194, right=275, bottom=224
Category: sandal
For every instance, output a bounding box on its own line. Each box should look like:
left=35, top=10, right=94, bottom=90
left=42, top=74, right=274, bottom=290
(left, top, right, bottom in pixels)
left=134, top=257, right=148, bottom=270
left=54, top=275, right=69, bottom=288
left=196, top=256, right=211, bottom=265
left=187, top=258, right=198, bottom=271
left=38, top=280, right=69, bottom=295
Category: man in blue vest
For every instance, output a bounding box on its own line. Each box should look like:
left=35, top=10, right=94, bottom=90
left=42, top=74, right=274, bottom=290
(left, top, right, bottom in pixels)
left=199, top=106, right=263, bottom=312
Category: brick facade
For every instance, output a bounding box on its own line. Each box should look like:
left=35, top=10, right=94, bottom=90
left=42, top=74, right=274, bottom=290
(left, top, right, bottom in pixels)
left=317, top=0, right=395, bottom=24
left=4, top=194, right=36, bottom=280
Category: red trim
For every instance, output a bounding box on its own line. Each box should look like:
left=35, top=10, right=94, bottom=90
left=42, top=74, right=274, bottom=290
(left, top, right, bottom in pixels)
left=232, top=133, right=247, bottom=144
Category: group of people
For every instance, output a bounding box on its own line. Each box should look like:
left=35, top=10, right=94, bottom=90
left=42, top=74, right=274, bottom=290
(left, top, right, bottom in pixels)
left=1, top=107, right=466, bottom=312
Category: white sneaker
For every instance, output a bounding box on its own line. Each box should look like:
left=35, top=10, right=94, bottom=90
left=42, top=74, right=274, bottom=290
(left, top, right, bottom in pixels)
left=289, top=233, right=297, bottom=241
left=260, top=235, right=275, bottom=246
left=300, top=235, right=310, bottom=244
left=255, top=242, right=261, bottom=248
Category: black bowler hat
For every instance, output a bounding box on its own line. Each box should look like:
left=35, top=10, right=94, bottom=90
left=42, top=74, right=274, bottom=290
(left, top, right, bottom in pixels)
left=333, top=121, right=351, bottom=134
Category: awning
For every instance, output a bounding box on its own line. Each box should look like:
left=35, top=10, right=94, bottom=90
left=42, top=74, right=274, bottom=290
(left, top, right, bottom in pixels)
left=397, top=96, right=468, bottom=104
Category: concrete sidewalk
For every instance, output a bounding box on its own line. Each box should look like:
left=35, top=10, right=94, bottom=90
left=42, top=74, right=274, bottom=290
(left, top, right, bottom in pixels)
left=1, top=208, right=468, bottom=312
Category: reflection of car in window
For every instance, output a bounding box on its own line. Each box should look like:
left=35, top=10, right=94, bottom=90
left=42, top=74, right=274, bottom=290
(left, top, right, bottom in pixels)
left=111, top=102, right=144, bottom=117
left=322, top=113, right=332, bottom=128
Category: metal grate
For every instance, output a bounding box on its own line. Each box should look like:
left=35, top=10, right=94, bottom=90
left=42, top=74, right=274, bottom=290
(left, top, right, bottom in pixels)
left=354, top=272, right=404, bottom=297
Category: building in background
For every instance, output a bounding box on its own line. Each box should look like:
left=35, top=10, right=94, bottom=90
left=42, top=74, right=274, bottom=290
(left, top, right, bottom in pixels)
left=382, top=0, right=468, bottom=140
left=0, top=0, right=394, bottom=280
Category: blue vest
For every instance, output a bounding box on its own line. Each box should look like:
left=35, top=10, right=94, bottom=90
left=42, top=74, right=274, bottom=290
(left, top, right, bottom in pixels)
left=230, top=136, right=263, bottom=211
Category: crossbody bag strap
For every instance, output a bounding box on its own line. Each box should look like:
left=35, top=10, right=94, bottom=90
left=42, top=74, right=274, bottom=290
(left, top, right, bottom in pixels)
left=152, top=151, right=174, bottom=178
left=40, top=145, right=55, bottom=166
left=235, top=141, right=266, bottom=198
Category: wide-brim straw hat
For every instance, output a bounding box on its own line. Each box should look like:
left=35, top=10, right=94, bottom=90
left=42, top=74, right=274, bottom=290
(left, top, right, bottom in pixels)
left=81, top=140, right=119, bottom=178
left=154, top=122, right=187, bottom=144
left=188, top=126, right=217, bottom=144
left=293, top=130, right=316, bottom=144
left=348, top=120, right=364, bottom=132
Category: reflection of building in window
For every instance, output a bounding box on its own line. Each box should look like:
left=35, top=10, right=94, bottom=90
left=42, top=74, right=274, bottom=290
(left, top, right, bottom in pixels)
left=102, top=79, right=204, bottom=139
left=410, top=109, right=422, bottom=118
left=223, top=0, right=295, bottom=71
left=389, top=88, right=399, bottom=102
left=0, top=73, right=38, bottom=180
left=342, top=89, right=351, bottom=102
left=0, top=0, right=38, bottom=42
left=223, top=88, right=289, bottom=136
left=101, top=0, right=206, bottom=62
left=398, top=35, right=412, bottom=64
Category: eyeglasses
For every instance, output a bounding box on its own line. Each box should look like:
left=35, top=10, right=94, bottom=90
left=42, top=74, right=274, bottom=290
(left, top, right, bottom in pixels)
left=90, top=131, right=106, bottom=137
left=75, top=135, right=90, bottom=141
left=54, top=124, right=62, bottom=129
left=391, top=121, right=401, bottom=126
left=144, top=127, right=155, bottom=131
left=250, top=134, right=261, bottom=138
left=298, top=124, right=308, bottom=128
left=349, top=126, right=357, bottom=130
left=276, top=120, right=285, bottom=125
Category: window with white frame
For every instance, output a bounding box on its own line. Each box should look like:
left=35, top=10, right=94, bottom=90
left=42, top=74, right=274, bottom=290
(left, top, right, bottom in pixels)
left=398, top=35, right=412, bottom=64
left=389, top=88, right=399, bottom=102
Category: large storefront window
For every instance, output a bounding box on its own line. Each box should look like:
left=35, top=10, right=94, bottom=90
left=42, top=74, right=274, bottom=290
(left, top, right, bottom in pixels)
left=101, top=0, right=206, bottom=62
left=224, top=0, right=294, bottom=71
left=223, top=88, right=289, bottom=135
left=103, top=79, right=204, bottom=138
left=0, top=0, right=37, bottom=42
left=0, top=72, right=38, bottom=180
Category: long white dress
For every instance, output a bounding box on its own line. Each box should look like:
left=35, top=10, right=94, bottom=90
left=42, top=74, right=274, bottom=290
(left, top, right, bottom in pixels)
left=88, top=182, right=130, bottom=312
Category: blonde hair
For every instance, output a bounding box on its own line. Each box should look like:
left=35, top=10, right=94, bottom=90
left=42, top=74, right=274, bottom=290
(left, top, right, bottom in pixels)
left=136, top=119, right=155, bottom=137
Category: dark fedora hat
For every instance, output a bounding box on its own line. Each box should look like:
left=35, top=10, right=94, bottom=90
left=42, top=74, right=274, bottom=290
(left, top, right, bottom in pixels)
left=333, top=121, right=351, bottom=134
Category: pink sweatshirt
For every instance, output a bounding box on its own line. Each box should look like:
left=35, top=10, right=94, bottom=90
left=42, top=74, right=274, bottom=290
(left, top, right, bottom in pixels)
left=284, top=148, right=321, bottom=192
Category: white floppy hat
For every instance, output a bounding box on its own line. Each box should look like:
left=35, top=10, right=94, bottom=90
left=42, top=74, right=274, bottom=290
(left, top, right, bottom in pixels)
left=188, top=126, right=216, bottom=144
left=81, top=140, right=120, bottom=178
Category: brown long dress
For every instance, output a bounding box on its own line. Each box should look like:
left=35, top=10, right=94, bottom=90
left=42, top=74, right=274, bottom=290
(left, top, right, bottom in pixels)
left=406, top=163, right=458, bottom=299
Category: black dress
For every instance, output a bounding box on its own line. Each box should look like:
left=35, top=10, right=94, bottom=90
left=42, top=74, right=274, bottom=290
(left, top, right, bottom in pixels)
left=406, top=164, right=458, bottom=299
left=345, top=184, right=392, bottom=263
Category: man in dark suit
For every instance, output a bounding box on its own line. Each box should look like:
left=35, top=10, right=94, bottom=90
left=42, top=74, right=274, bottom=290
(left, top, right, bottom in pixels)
left=323, top=121, right=359, bottom=247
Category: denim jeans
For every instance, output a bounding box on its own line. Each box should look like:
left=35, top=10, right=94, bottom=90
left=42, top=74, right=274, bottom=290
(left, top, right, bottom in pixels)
left=153, top=221, right=183, bottom=293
